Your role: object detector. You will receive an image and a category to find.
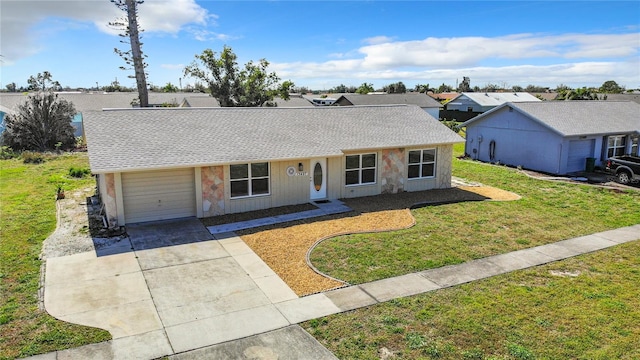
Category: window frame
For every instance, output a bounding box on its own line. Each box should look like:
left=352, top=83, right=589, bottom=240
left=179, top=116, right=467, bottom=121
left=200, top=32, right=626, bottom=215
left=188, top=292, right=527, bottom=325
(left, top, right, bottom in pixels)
left=630, top=135, right=639, bottom=156
left=606, top=135, right=627, bottom=158
left=229, top=162, right=270, bottom=199
left=407, top=148, right=437, bottom=179
left=345, top=153, right=377, bottom=186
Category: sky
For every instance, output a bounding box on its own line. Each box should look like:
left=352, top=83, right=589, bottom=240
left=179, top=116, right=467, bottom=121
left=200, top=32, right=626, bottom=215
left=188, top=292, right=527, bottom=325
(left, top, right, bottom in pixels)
left=1, top=0, right=639, bottom=91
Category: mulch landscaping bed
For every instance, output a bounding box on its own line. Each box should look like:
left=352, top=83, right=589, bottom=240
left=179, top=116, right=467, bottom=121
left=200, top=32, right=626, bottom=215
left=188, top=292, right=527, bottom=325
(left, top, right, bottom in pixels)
left=223, top=186, right=520, bottom=296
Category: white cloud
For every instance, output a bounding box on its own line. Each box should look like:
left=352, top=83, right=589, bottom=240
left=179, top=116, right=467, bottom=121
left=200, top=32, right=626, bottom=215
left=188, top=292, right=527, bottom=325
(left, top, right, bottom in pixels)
left=188, top=29, right=238, bottom=42
left=271, top=31, right=639, bottom=88
left=160, top=63, right=185, bottom=70
left=350, top=33, right=640, bottom=70
left=0, top=0, right=214, bottom=63
left=362, top=36, right=394, bottom=45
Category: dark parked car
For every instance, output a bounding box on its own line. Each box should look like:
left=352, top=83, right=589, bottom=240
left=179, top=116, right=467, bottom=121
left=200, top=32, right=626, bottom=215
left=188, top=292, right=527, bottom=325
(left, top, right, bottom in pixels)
left=606, top=155, right=640, bottom=184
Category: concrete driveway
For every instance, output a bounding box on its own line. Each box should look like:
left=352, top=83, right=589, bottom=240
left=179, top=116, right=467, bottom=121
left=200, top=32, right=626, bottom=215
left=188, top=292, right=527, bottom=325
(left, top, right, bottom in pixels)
left=43, top=217, right=338, bottom=359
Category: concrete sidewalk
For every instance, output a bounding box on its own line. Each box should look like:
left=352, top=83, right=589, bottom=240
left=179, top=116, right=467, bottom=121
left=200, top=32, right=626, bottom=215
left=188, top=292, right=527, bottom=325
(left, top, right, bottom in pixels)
left=30, top=222, right=639, bottom=360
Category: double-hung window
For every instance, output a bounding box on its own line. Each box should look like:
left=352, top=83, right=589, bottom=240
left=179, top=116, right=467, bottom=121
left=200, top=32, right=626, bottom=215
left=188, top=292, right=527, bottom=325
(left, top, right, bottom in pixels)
left=345, top=153, right=377, bottom=185
left=408, top=149, right=436, bottom=179
left=607, top=135, right=626, bottom=158
left=230, top=162, right=270, bottom=198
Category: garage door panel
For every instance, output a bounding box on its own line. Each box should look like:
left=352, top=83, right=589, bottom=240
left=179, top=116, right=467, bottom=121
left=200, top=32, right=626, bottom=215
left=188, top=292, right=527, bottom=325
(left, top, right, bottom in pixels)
left=125, top=197, right=195, bottom=211
left=122, top=168, right=196, bottom=224
left=124, top=190, right=195, bottom=202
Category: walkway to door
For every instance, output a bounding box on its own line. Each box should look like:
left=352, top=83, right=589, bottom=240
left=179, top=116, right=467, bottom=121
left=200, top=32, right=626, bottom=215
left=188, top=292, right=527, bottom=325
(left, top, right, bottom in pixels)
left=207, top=200, right=352, bottom=234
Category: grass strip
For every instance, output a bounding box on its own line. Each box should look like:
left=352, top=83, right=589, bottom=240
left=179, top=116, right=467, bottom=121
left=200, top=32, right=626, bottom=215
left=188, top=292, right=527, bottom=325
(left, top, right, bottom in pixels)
left=304, top=240, right=640, bottom=359
left=0, top=154, right=111, bottom=359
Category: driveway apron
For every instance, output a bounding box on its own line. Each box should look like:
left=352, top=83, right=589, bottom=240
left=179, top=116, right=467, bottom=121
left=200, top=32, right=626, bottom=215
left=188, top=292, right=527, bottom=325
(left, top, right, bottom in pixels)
left=44, top=217, right=310, bottom=358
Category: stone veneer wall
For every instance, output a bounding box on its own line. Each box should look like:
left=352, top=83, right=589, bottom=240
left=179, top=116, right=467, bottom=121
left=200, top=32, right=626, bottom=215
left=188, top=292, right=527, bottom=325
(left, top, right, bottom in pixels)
left=381, top=148, right=405, bottom=194
left=202, top=166, right=225, bottom=217
left=437, top=145, right=454, bottom=188
left=103, top=173, right=118, bottom=227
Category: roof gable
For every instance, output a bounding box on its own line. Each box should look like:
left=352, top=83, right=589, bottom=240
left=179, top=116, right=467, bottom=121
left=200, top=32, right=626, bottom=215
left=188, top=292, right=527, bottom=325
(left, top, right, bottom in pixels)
left=84, top=105, right=463, bottom=173
left=335, top=93, right=442, bottom=108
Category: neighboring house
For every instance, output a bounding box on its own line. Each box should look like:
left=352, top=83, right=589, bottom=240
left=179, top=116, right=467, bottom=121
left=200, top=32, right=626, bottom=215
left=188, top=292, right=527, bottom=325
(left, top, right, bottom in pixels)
left=529, top=92, right=558, bottom=101
left=0, top=105, right=15, bottom=135
left=273, top=95, right=314, bottom=107
left=83, top=105, right=463, bottom=226
left=180, top=96, right=221, bottom=107
left=0, top=92, right=215, bottom=138
left=427, top=92, right=458, bottom=102
left=462, top=101, right=640, bottom=175
left=600, top=93, right=640, bottom=104
left=332, top=93, right=442, bottom=119
left=311, top=97, right=337, bottom=106
left=443, top=92, right=541, bottom=122
left=447, top=92, right=541, bottom=112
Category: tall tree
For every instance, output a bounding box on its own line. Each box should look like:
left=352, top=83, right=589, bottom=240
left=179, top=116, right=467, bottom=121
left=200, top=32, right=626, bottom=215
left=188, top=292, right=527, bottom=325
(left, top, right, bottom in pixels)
left=27, top=71, right=60, bottom=92
left=184, top=46, right=293, bottom=107
left=599, top=80, right=624, bottom=94
left=437, top=83, right=453, bottom=93
left=414, top=84, right=431, bottom=93
left=331, top=84, right=348, bottom=93
left=557, top=87, right=599, bottom=101
left=383, top=81, right=407, bottom=94
left=457, top=76, right=471, bottom=92
left=356, top=82, right=374, bottom=94
left=110, top=0, right=149, bottom=107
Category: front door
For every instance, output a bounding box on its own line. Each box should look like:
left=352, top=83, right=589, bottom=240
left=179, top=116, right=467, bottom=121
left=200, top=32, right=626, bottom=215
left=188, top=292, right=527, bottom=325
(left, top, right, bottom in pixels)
left=310, top=158, right=327, bottom=200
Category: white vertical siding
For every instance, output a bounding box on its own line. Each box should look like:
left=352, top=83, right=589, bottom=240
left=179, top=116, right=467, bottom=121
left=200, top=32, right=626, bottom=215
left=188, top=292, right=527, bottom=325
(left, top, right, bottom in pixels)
left=326, top=157, right=342, bottom=200
left=225, top=160, right=311, bottom=214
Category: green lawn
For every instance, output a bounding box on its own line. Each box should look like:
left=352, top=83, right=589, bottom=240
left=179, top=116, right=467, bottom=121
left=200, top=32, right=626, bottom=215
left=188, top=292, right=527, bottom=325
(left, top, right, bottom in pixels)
left=306, top=144, right=640, bottom=359
left=305, top=241, right=640, bottom=359
left=310, top=155, right=640, bottom=284
left=0, top=153, right=111, bottom=360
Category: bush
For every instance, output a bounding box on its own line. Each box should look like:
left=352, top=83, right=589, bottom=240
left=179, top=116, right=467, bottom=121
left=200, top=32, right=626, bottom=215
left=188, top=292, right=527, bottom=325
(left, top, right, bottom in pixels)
left=21, top=151, right=52, bottom=164
left=68, top=166, right=91, bottom=178
left=0, top=146, right=18, bottom=160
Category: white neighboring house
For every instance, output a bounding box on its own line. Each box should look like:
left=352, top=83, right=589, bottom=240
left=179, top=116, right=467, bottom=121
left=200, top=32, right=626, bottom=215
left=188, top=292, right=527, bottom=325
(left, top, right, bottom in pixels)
left=446, top=92, right=541, bottom=113
left=311, top=98, right=337, bottom=106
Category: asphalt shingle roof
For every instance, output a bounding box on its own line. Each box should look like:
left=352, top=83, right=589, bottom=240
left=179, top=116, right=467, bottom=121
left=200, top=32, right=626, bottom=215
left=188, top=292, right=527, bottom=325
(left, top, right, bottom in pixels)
left=0, top=92, right=214, bottom=112
left=464, top=101, right=640, bottom=137
left=336, top=93, right=442, bottom=108
left=84, top=105, right=463, bottom=173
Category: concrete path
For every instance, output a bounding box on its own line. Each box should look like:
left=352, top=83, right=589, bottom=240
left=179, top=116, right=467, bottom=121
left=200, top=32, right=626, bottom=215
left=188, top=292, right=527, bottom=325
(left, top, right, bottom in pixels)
left=207, top=199, right=352, bottom=234
left=31, top=220, right=639, bottom=360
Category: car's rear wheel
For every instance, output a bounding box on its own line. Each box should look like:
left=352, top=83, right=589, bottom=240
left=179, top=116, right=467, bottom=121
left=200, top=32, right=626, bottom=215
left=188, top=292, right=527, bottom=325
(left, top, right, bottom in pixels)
left=617, top=171, right=631, bottom=184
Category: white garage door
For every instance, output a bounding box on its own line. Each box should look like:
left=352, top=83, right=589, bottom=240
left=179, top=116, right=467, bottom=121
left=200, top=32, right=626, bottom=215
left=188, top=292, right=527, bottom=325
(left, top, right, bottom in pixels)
left=567, top=139, right=594, bottom=173
left=122, top=168, right=196, bottom=224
